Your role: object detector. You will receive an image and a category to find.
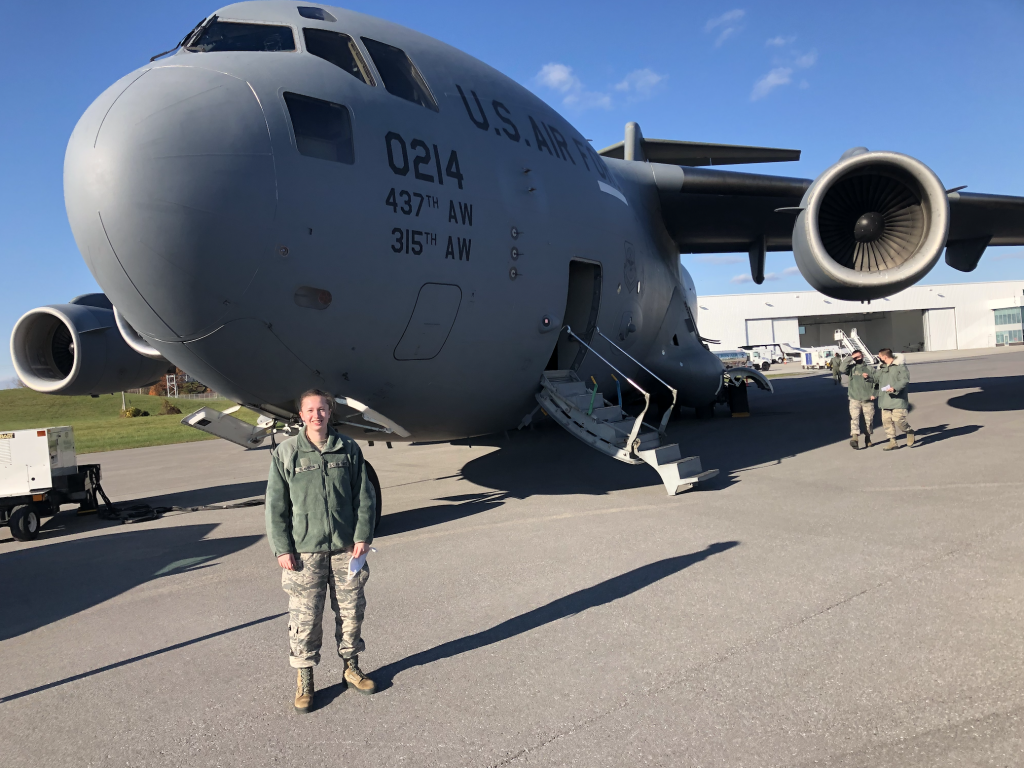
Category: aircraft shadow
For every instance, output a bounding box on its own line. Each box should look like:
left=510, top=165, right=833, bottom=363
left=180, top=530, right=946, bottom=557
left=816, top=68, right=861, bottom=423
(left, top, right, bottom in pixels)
left=0, top=524, right=263, bottom=642
left=459, top=375, right=848, bottom=497
left=318, top=540, right=738, bottom=700
left=377, top=491, right=509, bottom=537
left=454, top=372, right=991, bottom=499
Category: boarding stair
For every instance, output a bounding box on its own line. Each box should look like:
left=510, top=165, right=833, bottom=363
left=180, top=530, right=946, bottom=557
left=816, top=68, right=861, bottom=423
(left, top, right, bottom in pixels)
left=834, top=328, right=876, bottom=364
left=531, top=326, right=719, bottom=495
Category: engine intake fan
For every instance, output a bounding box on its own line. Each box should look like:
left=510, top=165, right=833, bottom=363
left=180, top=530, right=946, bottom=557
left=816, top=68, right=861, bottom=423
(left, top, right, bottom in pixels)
left=793, top=151, right=949, bottom=300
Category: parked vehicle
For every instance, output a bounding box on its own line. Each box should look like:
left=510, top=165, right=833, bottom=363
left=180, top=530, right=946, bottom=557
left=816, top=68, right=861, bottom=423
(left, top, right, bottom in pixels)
left=713, top=350, right=750, bottom=369
left=0, top=427, right=99, bottom=541
left=739, top=344, right=787, bottom=369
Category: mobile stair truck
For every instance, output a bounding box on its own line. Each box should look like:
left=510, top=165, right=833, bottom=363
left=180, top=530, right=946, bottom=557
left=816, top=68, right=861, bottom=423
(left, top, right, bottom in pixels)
left=0, top=427, right=100, bottom=541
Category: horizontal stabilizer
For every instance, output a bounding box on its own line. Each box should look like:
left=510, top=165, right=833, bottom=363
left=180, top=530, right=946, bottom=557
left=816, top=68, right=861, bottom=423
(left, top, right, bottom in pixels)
left=599, top=138, right=800, bottom=167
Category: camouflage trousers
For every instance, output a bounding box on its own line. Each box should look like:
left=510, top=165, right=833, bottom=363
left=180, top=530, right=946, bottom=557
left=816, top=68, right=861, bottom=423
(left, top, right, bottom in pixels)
left=881, top=408, right=912, bottom=439
left=282, top=550, right=369, bottom=669
left=848, top=399, right=875, bottom=437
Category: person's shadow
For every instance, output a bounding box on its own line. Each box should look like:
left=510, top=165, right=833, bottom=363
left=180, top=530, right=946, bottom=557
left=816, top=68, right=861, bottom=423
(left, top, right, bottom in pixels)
left=317, top=540, right=738, bottom=703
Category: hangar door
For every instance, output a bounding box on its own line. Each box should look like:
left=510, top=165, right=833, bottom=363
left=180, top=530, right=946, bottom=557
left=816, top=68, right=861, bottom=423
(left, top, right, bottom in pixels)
left=923, top=308, right=957, bottom=351
left=746, top=317, right=799, bottom=346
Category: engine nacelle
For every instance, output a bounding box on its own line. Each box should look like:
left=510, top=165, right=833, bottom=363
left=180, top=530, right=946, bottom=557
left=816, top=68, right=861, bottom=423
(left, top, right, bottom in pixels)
left=793, top=150, right=949, bottom=300
left=10, top=296, right=170, bottom=396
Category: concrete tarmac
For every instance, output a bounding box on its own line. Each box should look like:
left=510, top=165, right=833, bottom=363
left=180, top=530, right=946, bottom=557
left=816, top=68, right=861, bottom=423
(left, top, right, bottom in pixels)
left=2, top=349, right=1023, bottom=767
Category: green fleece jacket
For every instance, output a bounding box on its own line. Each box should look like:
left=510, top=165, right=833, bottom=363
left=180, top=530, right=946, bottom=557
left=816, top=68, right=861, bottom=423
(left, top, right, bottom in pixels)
left=870, top=361, right=911, bottom=410
left=265, top=428, right=376, bottom=557
left=839, top=356, right=878, bottom=401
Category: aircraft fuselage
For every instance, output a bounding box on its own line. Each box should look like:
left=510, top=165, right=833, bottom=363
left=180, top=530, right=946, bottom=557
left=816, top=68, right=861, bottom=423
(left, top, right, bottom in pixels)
left=63, top=1, right=723, bottom=440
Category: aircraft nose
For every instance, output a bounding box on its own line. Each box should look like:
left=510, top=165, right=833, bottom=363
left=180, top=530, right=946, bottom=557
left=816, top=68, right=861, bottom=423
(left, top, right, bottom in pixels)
left=65, top=65, right=277, bottom=339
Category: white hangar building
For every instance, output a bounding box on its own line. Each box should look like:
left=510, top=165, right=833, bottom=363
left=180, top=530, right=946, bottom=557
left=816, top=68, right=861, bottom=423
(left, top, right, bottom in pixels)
left=695, top=280, right=1024, bottom=354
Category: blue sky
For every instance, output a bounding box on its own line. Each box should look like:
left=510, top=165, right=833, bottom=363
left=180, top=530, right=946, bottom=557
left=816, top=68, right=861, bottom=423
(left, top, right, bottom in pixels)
left=2, top=0, right=1023, bottom=384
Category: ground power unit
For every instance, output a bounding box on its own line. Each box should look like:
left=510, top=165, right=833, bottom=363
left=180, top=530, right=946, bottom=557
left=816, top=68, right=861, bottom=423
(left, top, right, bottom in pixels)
left=0, top=426, right=100, bottom=541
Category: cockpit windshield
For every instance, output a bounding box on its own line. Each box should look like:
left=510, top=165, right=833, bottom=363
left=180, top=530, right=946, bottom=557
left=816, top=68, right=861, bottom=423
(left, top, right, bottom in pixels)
left=360, top=38, right=438, bottom=111
left=187, top=21, right=295, bottom=52
left=304, top=29, right=375, bottom=86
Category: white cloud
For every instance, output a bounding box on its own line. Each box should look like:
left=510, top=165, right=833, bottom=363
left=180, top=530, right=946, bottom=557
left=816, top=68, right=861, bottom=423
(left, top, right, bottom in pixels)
left=794, top=50, right=818, bottom=68
left=696, top=255, right=744, bottom=265
left=782, top=266, right=801, bottom=275
left=536, top=63, right=579, bottom=94
left=706, top=9, right=745, bottom=31
left=535, top=63, right=662, bottom=110
left=534, top=63, right=612, bottom=110
left=766, top=35, right=796, bottom=47
left=991, top=250, right=1024, bottom=261
left=706, top=9, right=745, bottom=47
left=751, top=49, right=818, bottom=101
left=751, top=67, right=793, bottom=100
left=731, top=271, right=784, bottom=283
left=615, top=69, right=665, bottom=99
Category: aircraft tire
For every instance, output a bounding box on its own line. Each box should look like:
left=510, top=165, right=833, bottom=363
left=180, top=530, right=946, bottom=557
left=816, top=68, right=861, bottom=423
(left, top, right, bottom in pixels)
left=365, top=461, right=383, bottom=532
left=9, top=504, right=41, bottom=542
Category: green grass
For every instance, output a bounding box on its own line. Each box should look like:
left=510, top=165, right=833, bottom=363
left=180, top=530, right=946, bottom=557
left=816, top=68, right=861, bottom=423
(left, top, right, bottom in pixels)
left=0, top=389, right=259, bottom=454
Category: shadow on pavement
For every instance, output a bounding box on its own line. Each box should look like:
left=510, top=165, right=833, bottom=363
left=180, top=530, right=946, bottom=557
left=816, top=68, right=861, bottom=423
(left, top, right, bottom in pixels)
left=377, top=491, right=509, bottom=537
left=458, top=376, right=850, bottom=498
left=0, top=612, right=285, bottom=703
left=0, top=524, right=263, bottom=642
left=911, top=424, right=982, bottom=445
left=319, top=540, right=739, bottom=700
left=919, top=375, right=1024, bottom=412
left=127, top=480, right=267, bottom=509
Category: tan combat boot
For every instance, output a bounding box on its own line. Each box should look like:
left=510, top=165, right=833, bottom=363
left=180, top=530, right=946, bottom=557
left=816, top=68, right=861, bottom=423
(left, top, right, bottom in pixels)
left=344, top=656, right=377, bottom=695
left=906, top=430, right=915, bottom=447
left=849, top=438, right=860, bottom=450
left=882, top=438, right=899, bottom=451
left=865, top=435, right=872, bottom=448
left=294, top=667, right=314, bottom=714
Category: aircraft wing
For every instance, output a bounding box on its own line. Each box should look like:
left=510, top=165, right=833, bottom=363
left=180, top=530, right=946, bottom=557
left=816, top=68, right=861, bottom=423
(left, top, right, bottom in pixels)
left=647, top=164, right=1024, bottom=275
left=945, top=191, right=1024, bottom=271
left=649, top=163, right=811, bottom=254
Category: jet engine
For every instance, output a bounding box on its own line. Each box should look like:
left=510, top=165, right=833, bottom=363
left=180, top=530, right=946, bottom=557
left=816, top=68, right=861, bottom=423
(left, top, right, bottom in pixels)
left=10, top=295, right=170, bottom=396
left=792, top=150, right=949, bottom=300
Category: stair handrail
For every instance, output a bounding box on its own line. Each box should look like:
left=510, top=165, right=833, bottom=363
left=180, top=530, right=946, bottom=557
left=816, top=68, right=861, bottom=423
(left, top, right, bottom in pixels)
left=594, top=327, right=677, bottom=436
left=564, top=325, right=651, bottom=457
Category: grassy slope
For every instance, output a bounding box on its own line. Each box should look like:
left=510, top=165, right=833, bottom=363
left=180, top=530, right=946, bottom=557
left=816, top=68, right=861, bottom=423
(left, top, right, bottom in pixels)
left=0, top=389, right=259, bottom=454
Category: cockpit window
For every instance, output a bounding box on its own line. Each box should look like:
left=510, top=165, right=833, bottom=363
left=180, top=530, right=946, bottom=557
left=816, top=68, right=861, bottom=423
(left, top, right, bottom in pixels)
left=304, top=29, right=376, bottom=86
left=284, top=93, right=355, bottom=164
left=360, top=38, right=438, bottom=112
left=187, top=21, right=295, bottom=52
left=298, top=7, right=336, bottom=22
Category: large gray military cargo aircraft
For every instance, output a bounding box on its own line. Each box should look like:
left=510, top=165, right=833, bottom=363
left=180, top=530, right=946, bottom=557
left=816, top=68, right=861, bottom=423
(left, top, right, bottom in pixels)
left=11, top=1, right=1024, bottom=495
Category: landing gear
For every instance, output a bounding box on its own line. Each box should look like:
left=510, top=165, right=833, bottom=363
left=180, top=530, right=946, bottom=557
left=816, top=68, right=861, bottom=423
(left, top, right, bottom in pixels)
left=726, top=381, right=750, bottom=416
left=695, top=403, right=716, bottom=419
left=365, top=461, right=383, bottom=532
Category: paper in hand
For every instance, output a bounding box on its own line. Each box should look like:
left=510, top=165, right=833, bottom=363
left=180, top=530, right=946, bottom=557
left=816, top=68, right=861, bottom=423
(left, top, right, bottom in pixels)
left=348, top=546, right=376, bottom=578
